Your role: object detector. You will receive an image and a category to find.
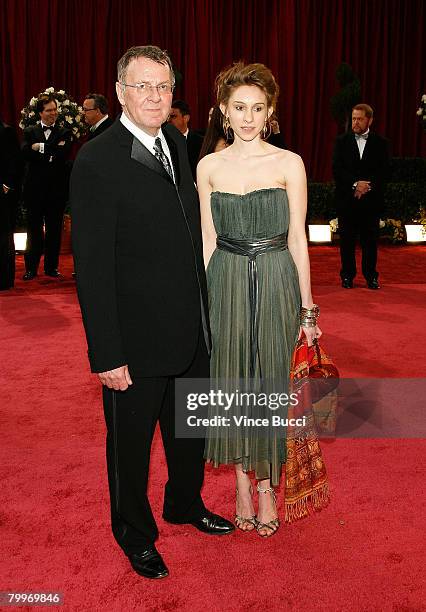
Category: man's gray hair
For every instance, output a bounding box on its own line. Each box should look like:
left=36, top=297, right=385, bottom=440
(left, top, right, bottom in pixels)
left=117, top=45, right=175, bottom=86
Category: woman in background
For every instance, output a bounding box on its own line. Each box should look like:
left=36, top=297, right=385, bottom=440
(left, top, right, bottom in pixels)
left=198, top=105, right=231, bottom=160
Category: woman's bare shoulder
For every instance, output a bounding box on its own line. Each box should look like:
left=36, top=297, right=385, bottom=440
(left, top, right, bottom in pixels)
left=269, top=146, right=302, bottom=163
left=273, top=149, right=304, bottom=179
left=197, top=151, right=226, bottom=175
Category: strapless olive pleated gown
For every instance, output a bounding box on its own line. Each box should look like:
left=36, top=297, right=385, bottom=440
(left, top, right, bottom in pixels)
left=205, top=188, right=301, bottom=485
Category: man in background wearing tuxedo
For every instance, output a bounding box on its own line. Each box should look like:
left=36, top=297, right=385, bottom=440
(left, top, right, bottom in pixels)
left=82, top=93, right=113, bottom=140
left=22, top=95, right=72, bottom=280
left=0, top=119, right=22, bottom=290
left=71, top=45, right=233, bottom=581
left=333, top=103, right=390, bottom=289
left=168, top=99, right=203, bottom=180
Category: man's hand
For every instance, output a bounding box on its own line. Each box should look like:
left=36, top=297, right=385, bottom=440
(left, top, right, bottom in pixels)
left=98, top=365, right=133, bottom=391
left=2, top=184, right=10, bottom=194
left=354, top=180, right=371, bottom=199
left=31, top=143, right=41, bottom=152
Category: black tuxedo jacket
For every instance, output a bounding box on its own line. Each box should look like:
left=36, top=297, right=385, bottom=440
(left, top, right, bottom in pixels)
left=186, top=130, right=204, bottom=180
left=87, top=116, right=114, bottom=141
left=0, top=121, right=22, bottom=192
left=22, top=123, right=72, bottom=201
left=332, top=131, right=390, bottom=217
left=71, top=119, right=210, bottom=376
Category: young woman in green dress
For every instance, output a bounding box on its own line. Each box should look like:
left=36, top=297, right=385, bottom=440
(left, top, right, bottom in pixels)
left=197, top=62, right=322, bottom=537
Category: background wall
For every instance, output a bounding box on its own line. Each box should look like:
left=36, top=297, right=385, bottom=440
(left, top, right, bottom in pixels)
left=0, top=0, right=424, bottom=180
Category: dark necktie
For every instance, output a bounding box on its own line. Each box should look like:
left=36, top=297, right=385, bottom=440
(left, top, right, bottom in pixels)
left=153, top=137, right=173, bottom=181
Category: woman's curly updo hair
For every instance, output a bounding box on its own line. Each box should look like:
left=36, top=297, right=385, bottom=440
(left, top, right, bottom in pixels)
left=215, top=62, right=279, bottom=111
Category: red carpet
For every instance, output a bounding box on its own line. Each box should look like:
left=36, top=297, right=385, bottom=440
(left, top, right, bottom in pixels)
left=1, top=246, right=425, bottom=612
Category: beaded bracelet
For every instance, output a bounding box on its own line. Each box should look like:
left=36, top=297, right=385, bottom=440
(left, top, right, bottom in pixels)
left=300, top=304, right=320, bottom=327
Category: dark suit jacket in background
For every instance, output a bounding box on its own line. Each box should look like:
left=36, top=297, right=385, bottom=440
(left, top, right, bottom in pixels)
left=186, top=129, right=204, bottom=180
left=71, top=119, right=209, bottom=377
left=87, top=116, right=114, bottom=141
left=22, top=123, right=72, bottom=203
left=0, top=121, right=22, bottom=190
left=332, top=131, right=390, bottom=218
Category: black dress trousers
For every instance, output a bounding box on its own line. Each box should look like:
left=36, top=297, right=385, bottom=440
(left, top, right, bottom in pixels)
left=24, top=193, right=65, bottom=274
left=102, top=328, right=209, bottom=555
left=339, top=213, right=380, bottom=282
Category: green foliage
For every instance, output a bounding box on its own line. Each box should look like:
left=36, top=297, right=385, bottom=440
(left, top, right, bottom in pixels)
left=330, top=63, right=361, bottom=132
left=383, top=182, right=426, bottom=224
left=384, top=158, right=426, bottom=231
left=307, top=182, right=336, bottom=223
left=335, top=63, right=356, bottom=87
left=389, top=157, right=426, bottom=183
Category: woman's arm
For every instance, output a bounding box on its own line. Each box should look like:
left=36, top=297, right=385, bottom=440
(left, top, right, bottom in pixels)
left=285, top=153, right=321, bottom=344
left=286, top=154, right=313, bottom=306
left=197, top=155, right=217, bottom=268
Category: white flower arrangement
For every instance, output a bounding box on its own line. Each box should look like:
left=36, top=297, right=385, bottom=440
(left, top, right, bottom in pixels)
left=417, top=94, right=426, bottom=130
left=384, top=218, right=404, bottom=242
left=19, top=87, right=87, bottom=141
left=329, top=218, right=339, bottom=232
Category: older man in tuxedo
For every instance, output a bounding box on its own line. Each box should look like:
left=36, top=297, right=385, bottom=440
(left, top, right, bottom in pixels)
left=22, top=95, right=72, bottom=280
left=333, top=103, right=390, bottom=289
left=71, top=45, right=233, bottom=580
left=82, top=93, right=113, bottom=140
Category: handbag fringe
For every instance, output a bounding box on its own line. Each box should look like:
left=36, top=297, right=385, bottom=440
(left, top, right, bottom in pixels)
left=284, top=483, right=330, bottom=523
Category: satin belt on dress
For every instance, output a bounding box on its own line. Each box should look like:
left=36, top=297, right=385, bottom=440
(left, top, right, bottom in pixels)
left=216, top=233, right=288, bottom=379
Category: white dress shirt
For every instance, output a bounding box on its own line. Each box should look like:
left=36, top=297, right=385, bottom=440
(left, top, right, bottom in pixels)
left=120, top=113, right=175, bottom=182
left=355, top=128, right=369, bottom=159
left=91, top=115, right=109, bottom=132
left=39, top=122, right=55, bottom=154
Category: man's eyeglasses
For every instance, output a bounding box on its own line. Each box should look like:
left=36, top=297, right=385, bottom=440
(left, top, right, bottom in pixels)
left=121, top=82, right=174, bottom=95
left=82, top=107, right=97, bottom=112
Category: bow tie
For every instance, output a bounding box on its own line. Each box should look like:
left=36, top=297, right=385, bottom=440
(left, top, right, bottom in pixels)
left=43, top=125, right=54, bottom=132
left=355, top=133, right=368, bottom=141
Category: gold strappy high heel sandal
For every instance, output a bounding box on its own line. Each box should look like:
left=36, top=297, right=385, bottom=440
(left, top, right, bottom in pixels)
left=256, top=484, right=280, bottom=537
left=235, top=485, right=258, bottom=532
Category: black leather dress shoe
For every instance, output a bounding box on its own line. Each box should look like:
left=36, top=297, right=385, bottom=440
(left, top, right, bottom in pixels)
left=127, top=545, right=169, bottom=579
left=22, top=271, right=37, bottom=281
left=45, top=269, right=62, bottom=278
left=367, top=278, right=380, bottom=289
left=341, top=278, right=353, bottom=289
left=189, top=511, right=235, bottom=535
